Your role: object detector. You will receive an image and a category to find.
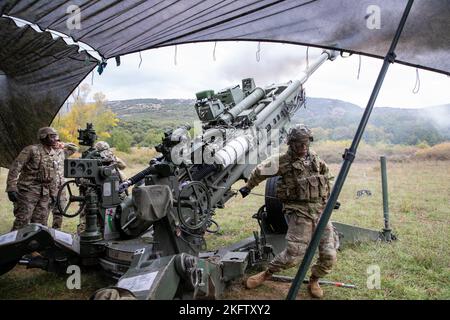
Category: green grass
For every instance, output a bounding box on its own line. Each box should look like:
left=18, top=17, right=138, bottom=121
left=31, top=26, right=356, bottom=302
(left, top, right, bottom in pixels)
left=209, top=161, right=450, bottom=300
left=0, top=160, right=449, bottom=300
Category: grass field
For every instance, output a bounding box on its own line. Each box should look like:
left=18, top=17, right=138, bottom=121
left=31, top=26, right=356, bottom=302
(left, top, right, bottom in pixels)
left=0, top=160, right=448, bottom=300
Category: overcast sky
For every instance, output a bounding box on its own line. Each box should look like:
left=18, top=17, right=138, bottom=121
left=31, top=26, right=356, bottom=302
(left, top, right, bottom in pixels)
left=79, top=41, right=450, bottom=109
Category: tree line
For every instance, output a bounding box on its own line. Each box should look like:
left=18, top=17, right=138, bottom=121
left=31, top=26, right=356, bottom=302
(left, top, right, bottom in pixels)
left=52, top=89, right=447, bottom=153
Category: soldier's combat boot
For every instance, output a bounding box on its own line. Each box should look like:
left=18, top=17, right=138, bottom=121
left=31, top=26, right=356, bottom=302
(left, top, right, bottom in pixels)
left=308, top=276, right=323, bottom=298
left=22, top=252, right=42, bottom=260
left=246, top=269, right=273, bottom=289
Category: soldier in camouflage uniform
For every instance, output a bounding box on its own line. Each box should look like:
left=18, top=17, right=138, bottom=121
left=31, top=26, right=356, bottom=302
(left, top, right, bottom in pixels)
left=50, top=140, right=79, bottom=230
left=239, top=124, right=337, bottom=298
left=94, top=141, right=127, bottom=180
left=6, top=127, right=65, bottom=230
left=77, top=141, right=127, bottom=234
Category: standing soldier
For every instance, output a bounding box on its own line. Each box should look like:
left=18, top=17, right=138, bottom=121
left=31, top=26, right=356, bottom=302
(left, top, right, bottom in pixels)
left=6, top=127, right=64, bottom=230
left=239, top=124, right=337, bottom=298
left=50, top=140, right=79, bottom=230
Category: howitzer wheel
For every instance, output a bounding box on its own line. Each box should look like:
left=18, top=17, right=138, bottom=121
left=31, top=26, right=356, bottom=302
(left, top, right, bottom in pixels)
left=264, top=176, right=288, bottom=234
left=177, top=181, right=211, bottom=231
left=56, top=180, right=85, bottom=218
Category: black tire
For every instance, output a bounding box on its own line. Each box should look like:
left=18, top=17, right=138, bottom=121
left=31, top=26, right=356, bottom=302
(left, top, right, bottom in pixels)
left=264, top=176, right=288, bottom=234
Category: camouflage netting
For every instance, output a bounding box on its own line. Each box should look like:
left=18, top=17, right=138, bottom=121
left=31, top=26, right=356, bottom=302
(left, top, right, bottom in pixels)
left=0, top=17, right=97, bottom=167
left=0, top=0, right=449, bottom=167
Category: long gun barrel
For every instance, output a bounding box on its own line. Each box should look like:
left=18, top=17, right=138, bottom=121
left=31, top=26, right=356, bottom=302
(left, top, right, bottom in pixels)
left=255, top=50, right=337, bottom=127
left=211, top=50, right=338, bottom=168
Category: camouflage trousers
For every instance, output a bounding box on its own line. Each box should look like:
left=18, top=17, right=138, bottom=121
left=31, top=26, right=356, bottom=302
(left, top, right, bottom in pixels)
left=11, top=185, right=51, bottom=231
left=50, top=189, right=66, bottom=230
left=268, top=212, right=337, bottom=278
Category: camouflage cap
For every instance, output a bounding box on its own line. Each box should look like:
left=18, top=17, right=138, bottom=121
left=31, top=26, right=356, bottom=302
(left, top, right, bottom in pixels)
left=287, top=124, right=313, bottom=144
left=95, top=141, right=110, bottom=151
left=37, top=127, right=58, bottom=140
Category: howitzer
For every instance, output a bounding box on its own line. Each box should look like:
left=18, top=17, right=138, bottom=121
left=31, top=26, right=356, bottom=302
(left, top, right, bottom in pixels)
left=0, top=50, right=339, bottom=299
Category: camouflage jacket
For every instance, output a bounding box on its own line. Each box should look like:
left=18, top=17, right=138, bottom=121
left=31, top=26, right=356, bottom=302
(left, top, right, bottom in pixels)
left=54, top=143, right=79, bottom=187
left=98, top=149, right=126, bottom=170
left=6, top=143, right=66, bottom=196
left=98, top=149, right=127, bottom=180
left=246, top=148, right=332, bottom=205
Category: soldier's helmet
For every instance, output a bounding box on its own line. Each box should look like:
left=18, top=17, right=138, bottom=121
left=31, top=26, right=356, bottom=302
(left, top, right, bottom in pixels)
left=95, top=141, right=110, bottom=151
left=287, top=124, right=313, bottom=145
left=37, top=127, right=58, bottom=140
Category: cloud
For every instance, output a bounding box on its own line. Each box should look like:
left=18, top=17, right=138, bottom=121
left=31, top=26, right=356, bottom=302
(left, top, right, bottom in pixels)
left=212, top=42, right=314, bottom=85
left=80, top=41, right=450, bottom=108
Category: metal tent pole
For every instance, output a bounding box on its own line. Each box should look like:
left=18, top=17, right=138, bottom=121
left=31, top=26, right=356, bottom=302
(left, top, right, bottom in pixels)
left=286, top=0, right=415, bottom=300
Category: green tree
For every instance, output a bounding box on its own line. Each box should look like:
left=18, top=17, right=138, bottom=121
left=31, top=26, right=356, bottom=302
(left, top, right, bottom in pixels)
left=52, top=85, right=119, bottom=142
left=108, top=129, right=132, bottom=152
left=363, top=125, right=392, bottom=144
left=142, top=130, right=163, bottom=147
left=311, top=127, right=330, bottom=141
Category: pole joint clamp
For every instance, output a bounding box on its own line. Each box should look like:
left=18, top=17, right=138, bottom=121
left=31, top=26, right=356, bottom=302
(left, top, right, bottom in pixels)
left=342, top=148, right=356, bottom=162
left=386, top=52, right=397, bottom=64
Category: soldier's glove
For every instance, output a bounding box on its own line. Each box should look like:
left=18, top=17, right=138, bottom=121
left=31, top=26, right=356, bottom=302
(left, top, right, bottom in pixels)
left=239, top=187, right=251, bottom=198
left=119, top=180, right=131, bottom=193
left=7, top=191, right=19, bottom=202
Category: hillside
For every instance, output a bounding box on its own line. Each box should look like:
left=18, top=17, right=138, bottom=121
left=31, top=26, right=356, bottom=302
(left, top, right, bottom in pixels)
left=293, top=98, right=450, bottom=145
left=106, top=98, right=450, bottom=147
left=107, top=98, right=196, bottom=121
